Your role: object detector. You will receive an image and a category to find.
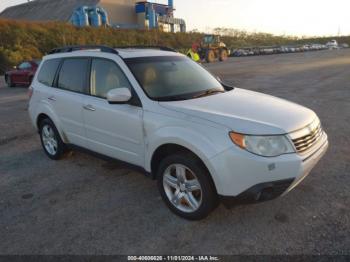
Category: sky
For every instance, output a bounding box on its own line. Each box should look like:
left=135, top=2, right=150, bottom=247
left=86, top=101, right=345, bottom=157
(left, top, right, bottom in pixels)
left=1, top=0, right=349, bottom=36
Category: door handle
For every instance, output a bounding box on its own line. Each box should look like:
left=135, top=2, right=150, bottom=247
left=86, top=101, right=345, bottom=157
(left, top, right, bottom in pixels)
left=48, top=96, right=56, bottom=101
left=83, top=105, right=96, bottom=111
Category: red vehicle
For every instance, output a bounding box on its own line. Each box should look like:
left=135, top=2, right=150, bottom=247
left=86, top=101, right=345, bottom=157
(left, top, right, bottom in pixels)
left=4, top=60, right=41, bottom=87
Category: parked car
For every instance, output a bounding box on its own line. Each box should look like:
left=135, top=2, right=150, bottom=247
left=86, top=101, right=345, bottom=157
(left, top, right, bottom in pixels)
left=312, top=45, right=318, bottom=51
left=262, top=48, right=274, bottom=55
left=252, top=48, right=261, bottom=55
left=302, top=45, right=310, bottom=51
left=232, top=49, right=248, bottom=57
left=28, top=45, right=329, bottom=220
left=5, top=60, right=41, bottom=87
left=280, top=46, right=289, bottom=53
left=326, top=40, right=339, bottom=49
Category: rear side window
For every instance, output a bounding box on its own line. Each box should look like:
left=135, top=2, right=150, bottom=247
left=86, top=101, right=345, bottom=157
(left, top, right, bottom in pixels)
left=37, top=59, right=60, bottom=87
left=57, top=58, right=89, bottom=93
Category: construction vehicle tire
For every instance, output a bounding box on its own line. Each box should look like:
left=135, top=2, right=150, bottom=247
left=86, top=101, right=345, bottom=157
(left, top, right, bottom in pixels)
left=205, top=49, right=216, bottom=63
left=219, top=49, right=228, bottom=61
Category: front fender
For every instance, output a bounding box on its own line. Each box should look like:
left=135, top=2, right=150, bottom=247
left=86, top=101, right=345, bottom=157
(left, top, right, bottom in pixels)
left=145, top=126, right=231, bottom=191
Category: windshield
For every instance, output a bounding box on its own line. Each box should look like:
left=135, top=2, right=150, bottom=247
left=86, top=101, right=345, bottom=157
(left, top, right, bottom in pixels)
left=125, top=56, right=225, bottom=101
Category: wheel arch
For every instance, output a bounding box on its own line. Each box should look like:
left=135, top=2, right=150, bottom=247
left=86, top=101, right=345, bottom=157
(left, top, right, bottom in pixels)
left=36, top=113, right=51, bottom=129
left=150, top=143, right=218, bottom=195
left=35, top=107, right=68, bottom=143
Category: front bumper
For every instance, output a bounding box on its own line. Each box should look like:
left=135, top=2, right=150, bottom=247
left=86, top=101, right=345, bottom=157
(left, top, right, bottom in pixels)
left=283, top=135, right=329, bottom=196
left=220, top=178, right=295, bottom=208
left=208, top=132, right=329, bottom=199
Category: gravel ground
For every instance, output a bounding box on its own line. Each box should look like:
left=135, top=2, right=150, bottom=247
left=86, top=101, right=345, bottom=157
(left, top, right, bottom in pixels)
left=0, top=49, right=349, bottom=255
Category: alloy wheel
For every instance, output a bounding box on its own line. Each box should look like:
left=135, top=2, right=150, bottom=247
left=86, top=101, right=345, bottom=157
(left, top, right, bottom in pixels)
left=41, top=125, right=58, bottom=156
left=163, top=164, right=203, bottom=213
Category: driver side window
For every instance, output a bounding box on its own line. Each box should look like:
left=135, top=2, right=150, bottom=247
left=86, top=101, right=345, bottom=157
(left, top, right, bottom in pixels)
left=90, top=58, right=131, bottom=99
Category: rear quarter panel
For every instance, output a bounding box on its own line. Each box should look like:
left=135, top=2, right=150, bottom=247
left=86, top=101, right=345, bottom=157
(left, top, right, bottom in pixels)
left=29, top=79, right=68, bottom=143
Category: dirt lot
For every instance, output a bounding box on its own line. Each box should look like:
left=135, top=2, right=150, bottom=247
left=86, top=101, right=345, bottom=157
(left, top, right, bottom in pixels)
left=0, top=49, right=349, bottom=255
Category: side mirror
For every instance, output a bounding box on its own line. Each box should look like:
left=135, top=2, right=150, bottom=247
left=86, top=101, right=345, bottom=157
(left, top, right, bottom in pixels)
left=107, top=88, right=132, bottom=104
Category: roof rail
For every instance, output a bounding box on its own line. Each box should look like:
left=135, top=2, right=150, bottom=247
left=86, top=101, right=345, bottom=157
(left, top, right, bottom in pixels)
left=49, top=45, right=119, bottom=55
left=116, top=45, right=177, bottom=53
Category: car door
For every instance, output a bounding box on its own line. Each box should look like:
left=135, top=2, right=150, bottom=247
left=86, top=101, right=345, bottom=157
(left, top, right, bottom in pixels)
left=83, top=57, right=145, bottom=167
left=49, top=57, right=90, bottom=148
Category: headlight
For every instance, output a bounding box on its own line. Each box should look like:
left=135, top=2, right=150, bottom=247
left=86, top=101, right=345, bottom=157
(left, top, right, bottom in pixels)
left=229, top=132, right=295, bottom=157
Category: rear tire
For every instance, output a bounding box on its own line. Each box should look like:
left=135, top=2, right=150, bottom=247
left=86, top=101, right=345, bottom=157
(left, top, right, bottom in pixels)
left=5, top=75, right=14, bottom=87
left=205, top=49, right=216, bottom=63
left=157, top=153, right=218, bottom=220
left=39, top=118, right=67, bottom=160
left=219, top=49, right=228, bottom=61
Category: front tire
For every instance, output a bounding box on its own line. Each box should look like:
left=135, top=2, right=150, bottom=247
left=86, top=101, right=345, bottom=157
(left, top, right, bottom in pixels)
left=157, top=153, right=218, bottom=220
left=5, top=75, right=14, bottom=87
left=39, top=118, right=66, bottom=160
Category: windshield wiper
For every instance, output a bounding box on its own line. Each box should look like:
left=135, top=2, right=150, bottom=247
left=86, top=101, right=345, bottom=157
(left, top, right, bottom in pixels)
left=156, top=89, right=225, bottom=102
left=156, top=94, right=193, bottom=102
left=193, top=88, right=225, bottom=99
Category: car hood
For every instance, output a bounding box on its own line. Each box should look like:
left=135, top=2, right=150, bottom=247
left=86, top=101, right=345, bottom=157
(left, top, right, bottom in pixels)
left=159, top=88, right=316, bottom=135
left=6, top=69, right=17, bottom=74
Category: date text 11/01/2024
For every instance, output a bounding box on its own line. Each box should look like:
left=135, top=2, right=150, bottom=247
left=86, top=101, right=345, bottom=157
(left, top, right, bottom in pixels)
left=127, top=256, right=220, bottom=261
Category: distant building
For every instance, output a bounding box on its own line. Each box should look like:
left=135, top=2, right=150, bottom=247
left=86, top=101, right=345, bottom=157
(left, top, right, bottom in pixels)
left=0, top=0, right=186, bottom=32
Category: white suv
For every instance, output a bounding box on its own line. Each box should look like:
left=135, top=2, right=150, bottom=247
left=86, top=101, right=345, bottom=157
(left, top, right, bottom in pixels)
left=29, top=45, right=329, bottom=220
left=326, top=40, right=339, bottom=49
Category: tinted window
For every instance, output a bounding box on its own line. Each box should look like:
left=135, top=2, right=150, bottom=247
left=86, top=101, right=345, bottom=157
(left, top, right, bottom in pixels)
left=58, top=58, right=89, bottom=93
left=18, top=62, right=31, bottom=70
left=37, top=59, right=60, bottom=87
left=90, top=59, right=131, bottom=98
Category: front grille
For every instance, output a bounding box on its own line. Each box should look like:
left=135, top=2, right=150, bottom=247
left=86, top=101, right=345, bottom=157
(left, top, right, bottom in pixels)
left=292, top=124, right=323, bottom=153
